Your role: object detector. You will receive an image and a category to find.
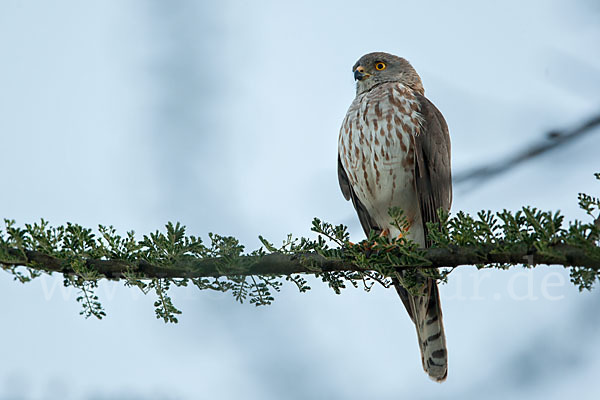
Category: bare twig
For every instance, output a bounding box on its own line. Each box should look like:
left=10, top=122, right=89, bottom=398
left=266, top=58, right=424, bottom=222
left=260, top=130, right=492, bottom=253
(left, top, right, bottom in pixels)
left=454, top=112, right=600, bottom=187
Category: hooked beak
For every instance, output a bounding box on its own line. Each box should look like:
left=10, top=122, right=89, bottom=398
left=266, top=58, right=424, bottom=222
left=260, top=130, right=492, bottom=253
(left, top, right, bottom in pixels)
left=354, top=66, right=370, bottom=81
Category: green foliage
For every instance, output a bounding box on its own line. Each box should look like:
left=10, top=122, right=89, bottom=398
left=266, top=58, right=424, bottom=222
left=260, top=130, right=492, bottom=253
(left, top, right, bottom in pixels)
left=1, top=174, right=599, bottom=323
left=152, top=278, right=181, bottom=323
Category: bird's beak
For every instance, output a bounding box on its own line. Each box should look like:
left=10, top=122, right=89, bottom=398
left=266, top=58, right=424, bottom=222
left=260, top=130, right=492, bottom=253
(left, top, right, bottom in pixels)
left=354, top=66, right=370, bottom=81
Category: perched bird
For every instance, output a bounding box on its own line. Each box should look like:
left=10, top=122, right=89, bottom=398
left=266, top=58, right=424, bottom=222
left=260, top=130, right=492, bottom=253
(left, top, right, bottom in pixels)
left=338, top=52, right=452, bottom=381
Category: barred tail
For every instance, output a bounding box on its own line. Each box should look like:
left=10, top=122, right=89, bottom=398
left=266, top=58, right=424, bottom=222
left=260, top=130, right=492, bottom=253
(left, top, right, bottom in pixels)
left=394, top=277, right=448, bottom=382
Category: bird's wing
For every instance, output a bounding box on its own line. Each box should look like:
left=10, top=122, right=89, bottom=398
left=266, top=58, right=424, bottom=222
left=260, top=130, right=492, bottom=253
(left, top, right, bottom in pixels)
left=413, top=93, right=452, bottom=246
left=337, top=155, right=380, bottom=235
left=337, top=154, right=352, bottom=201
left=398, top=93, right=451, bottom=381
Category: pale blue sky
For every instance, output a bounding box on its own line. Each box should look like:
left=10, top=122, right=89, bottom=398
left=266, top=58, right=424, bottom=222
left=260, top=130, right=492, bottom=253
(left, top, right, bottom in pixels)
left=1, top=1, right=599, bottom=399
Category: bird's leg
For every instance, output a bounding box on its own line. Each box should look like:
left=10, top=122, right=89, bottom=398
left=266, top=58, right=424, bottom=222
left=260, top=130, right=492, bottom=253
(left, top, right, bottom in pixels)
left=395, top=220, right=412, bottom=241
left=369, top=228, right=390, bottom=250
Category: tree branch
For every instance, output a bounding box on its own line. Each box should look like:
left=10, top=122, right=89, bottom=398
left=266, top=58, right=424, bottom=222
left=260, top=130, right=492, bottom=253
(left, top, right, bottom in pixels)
left=2, top=194, right=598, bottom=321
left=454, top=112, right=600, bottom=187
left=2, top=243, right=598, bottom=280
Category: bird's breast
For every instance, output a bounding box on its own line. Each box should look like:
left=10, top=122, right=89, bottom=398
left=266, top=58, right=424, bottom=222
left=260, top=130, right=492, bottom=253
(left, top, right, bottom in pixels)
left=339, top=83, right=423, bottom=233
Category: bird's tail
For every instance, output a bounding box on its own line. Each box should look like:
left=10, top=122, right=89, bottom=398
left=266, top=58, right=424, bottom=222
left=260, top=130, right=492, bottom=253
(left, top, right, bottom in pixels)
left=394, top=276, right=448, bottom=382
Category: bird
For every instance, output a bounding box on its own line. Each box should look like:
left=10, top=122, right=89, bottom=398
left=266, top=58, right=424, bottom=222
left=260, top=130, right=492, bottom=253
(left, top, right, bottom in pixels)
left=337, top=52, right=452, bottom=381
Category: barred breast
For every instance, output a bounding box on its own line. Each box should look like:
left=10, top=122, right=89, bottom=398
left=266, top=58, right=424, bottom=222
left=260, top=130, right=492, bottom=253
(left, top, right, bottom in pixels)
left=338, top=82, right=425, bottom=245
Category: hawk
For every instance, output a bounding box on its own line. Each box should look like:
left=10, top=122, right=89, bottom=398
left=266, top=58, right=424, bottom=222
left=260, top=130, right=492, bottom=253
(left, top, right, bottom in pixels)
left=338, top=52, right=452, bottom=381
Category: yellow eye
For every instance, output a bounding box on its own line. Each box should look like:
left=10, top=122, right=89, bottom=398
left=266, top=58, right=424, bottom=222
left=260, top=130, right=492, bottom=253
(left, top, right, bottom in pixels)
left=375, top=62, right=386, bottom=71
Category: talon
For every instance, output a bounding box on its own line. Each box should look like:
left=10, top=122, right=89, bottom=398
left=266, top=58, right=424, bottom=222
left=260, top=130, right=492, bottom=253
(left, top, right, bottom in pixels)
left=372, top=229, right=390, bottom=248
left=395, top=221, right=412, bottom=240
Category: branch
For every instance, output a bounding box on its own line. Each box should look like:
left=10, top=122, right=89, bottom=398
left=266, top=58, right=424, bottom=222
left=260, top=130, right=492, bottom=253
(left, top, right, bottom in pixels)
left=454, top=112, right=600, bottom=187
left=1, top=178, right=599, bottom=322
left=2, top=243, right=599, bottom=279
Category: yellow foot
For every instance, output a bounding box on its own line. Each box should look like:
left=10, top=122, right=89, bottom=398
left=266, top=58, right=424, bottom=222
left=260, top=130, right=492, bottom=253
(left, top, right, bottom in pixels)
left=371, top=229, right=387, bottom=248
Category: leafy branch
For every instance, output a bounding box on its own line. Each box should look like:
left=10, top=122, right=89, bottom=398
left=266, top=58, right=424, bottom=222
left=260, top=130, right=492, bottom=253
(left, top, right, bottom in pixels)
left=1, top=175, right=599, bottom=323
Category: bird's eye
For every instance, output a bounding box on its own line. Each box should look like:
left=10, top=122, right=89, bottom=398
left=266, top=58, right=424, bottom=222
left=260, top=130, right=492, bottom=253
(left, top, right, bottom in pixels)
left=375, top=62, right=386, bottom=71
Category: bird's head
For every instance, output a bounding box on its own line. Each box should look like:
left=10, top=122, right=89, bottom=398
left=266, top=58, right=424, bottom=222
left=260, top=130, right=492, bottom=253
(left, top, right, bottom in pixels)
left=352, top=52, right=424, bottom=96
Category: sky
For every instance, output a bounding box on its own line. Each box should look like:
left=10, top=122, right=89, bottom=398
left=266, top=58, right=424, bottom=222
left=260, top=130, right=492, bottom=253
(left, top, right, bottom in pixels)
left=1, top=0, right=599, bottom=399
